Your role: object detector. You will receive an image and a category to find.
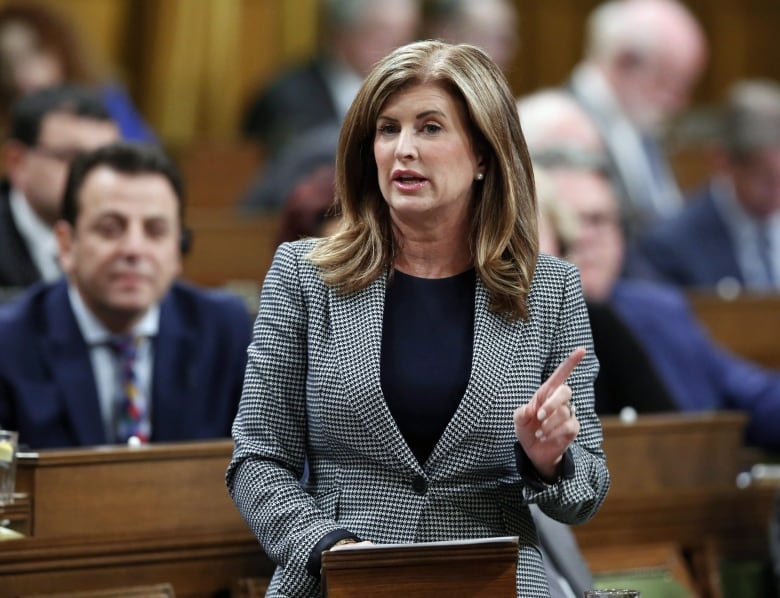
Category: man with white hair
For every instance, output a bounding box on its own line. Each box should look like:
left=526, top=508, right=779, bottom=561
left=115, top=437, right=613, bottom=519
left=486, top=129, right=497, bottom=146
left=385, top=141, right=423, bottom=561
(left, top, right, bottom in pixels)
left=426, top=0, right=519, bottom=73
left=569, top=0, right=708, bottom=238
left=519, top=87, right=780, bottom=453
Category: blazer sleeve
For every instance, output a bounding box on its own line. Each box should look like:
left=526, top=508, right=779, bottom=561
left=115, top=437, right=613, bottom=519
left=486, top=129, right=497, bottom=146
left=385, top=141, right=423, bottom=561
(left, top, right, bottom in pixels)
left=226, top=242, right=340, bottom=595
left=526, top=262, right=611, bottom=525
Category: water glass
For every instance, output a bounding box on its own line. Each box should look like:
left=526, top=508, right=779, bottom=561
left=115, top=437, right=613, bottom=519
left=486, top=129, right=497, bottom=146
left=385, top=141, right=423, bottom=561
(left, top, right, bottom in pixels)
left=0, top=430, right=18, bottom=505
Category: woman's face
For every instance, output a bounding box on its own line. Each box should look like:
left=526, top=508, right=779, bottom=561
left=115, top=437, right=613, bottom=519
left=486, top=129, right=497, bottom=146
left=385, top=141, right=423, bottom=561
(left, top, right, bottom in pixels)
left=373, top=81, right=483, bottom=230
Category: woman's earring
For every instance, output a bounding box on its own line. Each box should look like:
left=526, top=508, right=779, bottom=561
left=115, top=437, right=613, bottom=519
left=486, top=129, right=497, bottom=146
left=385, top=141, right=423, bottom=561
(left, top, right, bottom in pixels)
left=475, top=172, right=484, bottom=181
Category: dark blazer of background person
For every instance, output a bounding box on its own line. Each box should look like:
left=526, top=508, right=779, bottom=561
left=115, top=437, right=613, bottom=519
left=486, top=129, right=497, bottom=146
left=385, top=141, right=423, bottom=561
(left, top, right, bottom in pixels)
left=586, top=299, right=677, bottom=415
left=611, top=278, right=780, bottom=451
left=241, top=59, right=339, bottom=160
left=0, top=179, right=40, bottom=291
left=0, top=278, right=250, bottom=450
left=637, top=183, right=744, bottom=289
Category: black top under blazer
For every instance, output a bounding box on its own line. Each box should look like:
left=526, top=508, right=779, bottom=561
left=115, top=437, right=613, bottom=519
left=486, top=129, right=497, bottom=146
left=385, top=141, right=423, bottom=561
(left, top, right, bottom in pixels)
left=227, top=239, right=610, bottom=597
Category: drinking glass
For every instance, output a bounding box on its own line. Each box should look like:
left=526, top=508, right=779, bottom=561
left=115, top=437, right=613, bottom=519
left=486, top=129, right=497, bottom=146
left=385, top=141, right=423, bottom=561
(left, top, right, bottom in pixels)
left=0, top=430, right=18, bottom=506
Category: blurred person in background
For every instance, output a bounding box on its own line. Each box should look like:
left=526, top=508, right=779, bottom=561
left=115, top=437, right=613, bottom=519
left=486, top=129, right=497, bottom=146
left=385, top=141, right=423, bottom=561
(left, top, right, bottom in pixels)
left=519, top=88, right=780, bottom=450
left=569, top=0, right=708, bottom=239
left=533, top=154, right=677, bottom=418
left=0, top=143, right=251, bottom=449
left=240, top=122, right=340, bottom=214
left=426, top=0, right=519, bottom=74
left=0, top=1, right=155, bottom=142
left=638, top=79, right=780, bottom=294
left=545, top=153, right=780, bottom=452
left=0, top=85, right=118, bottom=295
left=241, top=0, right=421, bottom=161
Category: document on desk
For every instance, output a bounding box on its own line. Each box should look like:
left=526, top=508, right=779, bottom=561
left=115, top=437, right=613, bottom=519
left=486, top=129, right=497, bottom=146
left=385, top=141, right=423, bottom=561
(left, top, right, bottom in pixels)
left=332, top=535, right=518, bottom=550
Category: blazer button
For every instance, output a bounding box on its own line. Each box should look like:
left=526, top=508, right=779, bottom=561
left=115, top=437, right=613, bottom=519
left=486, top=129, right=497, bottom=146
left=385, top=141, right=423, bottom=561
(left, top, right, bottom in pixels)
left=412, top=475, right=428, bottom=495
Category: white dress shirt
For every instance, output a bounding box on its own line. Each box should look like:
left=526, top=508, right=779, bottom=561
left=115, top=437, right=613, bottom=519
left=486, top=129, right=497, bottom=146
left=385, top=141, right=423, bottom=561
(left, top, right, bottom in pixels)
left=570, top=63, right=683, bottom=230
left=8, top=188, right=61, bottom=282
left=68, top=285, right=160, bottom=443
left=712, top=176, right=780, bottom=290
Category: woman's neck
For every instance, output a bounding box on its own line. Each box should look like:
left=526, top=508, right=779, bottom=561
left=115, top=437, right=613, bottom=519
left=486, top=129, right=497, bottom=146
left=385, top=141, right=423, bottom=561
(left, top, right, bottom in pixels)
left=393, top=233, right=472, bottom=279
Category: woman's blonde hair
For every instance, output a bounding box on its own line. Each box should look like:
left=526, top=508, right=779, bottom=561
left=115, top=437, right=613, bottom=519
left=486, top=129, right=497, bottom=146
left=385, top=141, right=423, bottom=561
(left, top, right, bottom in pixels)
left=309, top=39, right=537, bottom=320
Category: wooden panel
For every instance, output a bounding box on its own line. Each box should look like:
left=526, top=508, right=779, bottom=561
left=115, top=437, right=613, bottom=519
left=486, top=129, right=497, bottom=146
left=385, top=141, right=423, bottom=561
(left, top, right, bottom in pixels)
left=22, top=582, right=176, bottom=598
left=575, top=413, right=776, bottom=596
left=688, top=293, right=780, bottom=369
left=322, top=538, right=518, bottom=598
left=0, top=415, right=774, bottom=597
left=600, top=412, right=748, bottom=496
left=16, top=441, right=246, bottom=539
left=182, top=208, right=279, bottom=289
left=175, top=142, right=262, bottom=208
left=0, top=532, right=270, bottom=598
left=1, top=441, right=273, bottom=597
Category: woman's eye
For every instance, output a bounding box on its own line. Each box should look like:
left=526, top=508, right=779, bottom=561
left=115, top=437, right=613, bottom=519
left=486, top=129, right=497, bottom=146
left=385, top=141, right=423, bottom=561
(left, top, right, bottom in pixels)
left=378, top=124, right=398, bottom=135
left=423, top=123, right=442, bottom=134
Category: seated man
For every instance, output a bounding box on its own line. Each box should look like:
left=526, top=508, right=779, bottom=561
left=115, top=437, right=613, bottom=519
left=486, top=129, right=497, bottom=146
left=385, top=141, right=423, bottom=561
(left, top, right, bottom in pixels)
left=0, top=85, right=119, bottom=294
left=521, top=90, right=678, bottom=416
left=567, top=0, right=707, bottom=239
left=545, top=152, right=780, bottom=452
left=0, top=143, right=252, bottom=449
left=637, top=79, right=780, bottom=293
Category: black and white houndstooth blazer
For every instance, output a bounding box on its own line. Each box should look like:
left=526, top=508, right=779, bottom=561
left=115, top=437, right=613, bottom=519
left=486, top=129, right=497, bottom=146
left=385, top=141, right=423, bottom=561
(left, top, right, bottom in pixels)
left=227, top=238, right=610, bottom=598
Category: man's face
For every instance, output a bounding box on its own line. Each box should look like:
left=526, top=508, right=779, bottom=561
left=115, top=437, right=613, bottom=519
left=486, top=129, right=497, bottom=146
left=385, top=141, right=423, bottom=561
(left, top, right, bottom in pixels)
left=614, top=39, right=705, bottom=134
left=56, top=167, right=182, bottom=333
left=553, top=170, right=625, bottom=302
left=9, top=111, right=119, bottom=225
left=337, top=0, right=419, bottom=77
left=729, top=146, right=780, bottom=218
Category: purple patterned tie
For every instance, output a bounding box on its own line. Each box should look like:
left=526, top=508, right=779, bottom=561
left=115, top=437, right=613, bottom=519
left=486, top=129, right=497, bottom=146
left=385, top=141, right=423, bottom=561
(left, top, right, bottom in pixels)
left=108, top=335, right=150, bottom=444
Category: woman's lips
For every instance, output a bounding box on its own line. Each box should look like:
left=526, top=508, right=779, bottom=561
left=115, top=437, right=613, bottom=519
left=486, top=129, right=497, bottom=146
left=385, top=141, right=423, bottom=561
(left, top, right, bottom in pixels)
left=392, top=174, right=428, bottom=192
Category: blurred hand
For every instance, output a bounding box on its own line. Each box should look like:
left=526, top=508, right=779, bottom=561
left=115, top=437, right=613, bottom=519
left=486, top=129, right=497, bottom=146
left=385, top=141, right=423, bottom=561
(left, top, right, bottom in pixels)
left=513, top=347, right=585, bottom=481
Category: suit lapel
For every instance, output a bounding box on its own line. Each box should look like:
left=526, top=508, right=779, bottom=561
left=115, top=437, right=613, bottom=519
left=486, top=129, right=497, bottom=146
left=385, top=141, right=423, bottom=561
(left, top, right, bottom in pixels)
left=0, top=186, right=41, bottom=286
left=427, top=278, right=530, bottom=470
left=704, top=186, right=745, bottom=282
left=330, top=271, right=421, bottom=472
left=45, top=283, right=106, bottom=446
left=151, top=292, right=196, bottom=440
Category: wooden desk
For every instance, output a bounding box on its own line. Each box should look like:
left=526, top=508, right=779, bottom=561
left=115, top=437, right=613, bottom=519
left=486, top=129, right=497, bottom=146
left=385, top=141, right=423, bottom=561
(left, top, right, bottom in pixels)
left=0, top=441, right=271, bottom=598
left=322, top=537, right=518, bottom=598
left=0, top=415, right=774, bottom=597
left=576, top=413, right=776, bottom=597
left=689, top=293, right=780, bottom=369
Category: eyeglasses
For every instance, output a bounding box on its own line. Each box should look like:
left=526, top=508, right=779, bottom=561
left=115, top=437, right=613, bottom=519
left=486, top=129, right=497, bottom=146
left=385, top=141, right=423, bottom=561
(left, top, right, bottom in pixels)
left=578, top=211, right=622, bottom=232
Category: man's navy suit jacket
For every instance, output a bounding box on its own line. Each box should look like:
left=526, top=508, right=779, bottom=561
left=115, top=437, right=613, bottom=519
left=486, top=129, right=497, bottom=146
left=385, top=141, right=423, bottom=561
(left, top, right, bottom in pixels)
left=0, top=279, right=252, bottom=449
left=0, top=180, right=43, bottom=290
left=637, top=183, right=744, bottom=289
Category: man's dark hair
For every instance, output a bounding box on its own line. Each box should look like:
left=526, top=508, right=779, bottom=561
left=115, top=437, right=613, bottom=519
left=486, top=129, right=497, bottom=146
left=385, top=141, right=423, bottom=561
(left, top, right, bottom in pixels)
left=9, top=85, right=112, bottom=146
left=61, top=143, right=187, bottom=239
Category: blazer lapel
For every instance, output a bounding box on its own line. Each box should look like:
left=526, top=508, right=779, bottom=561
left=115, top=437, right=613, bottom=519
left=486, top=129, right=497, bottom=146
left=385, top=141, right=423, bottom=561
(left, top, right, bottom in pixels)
left=45, top=283, right=106, bottom=446
left=151, top=293, right=197, bottom=440
left=330, top=271, right=420, bottom=472
left=427, top=278, right=531, bottom=470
